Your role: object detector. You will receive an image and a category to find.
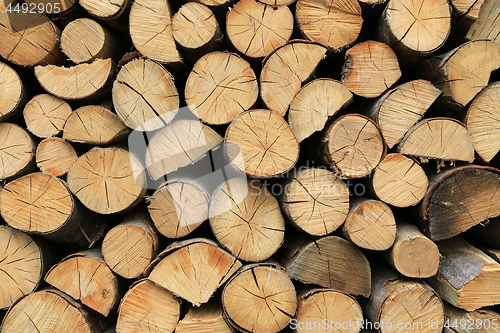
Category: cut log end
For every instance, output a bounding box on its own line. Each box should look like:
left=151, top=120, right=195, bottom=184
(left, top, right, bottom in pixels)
left=0, top=123, right=36, bottom=181
left=79, top=0, right=129, bottom=19
left=466, top=0, right=499, bottom=43
left=0, top=61, right=25, bottom=122
left=36, top=137, right=78, bottom=177
left=23, top=94, right=72, bottom=138
left=175, top=299, right=233, bottom=333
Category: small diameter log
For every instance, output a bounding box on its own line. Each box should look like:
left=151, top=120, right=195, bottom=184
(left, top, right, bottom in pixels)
left=369, top=80, right=441, bottom=149
left=398, top=118, right=475, bottom=163
left=209, top=178, right=285, bottom=262
left=377, top=0, right=451, bottom=67
left=465, top=82, right=500, bottom=162
left=148, top=180, right=209, bottom=238
left=113, top=58, right=179, bottom=131
left=63, top=105, right=129, bottom=145
left=226, top=0, right=293, bottom=59
left=280, top=235, right=371, bottom=297
left=23, top=94, right=73, bottom=138
left=0, top=123, right=36, bottom=181
left=79, top=0, right=131, bottom=29
left=341, top=41, right=401, bottom=98
left=280, top=167, right=349, bottom=236
left=145, top=120, right=222, bottom=180
left=0, top=12, right=63, bottom=66
left=116, top=279, right=181, bottom=333
left=341, top=198, right=396, bottom=251
left=382, top=221, right=439, bottom=278
left=176, top=298, right=234, bottom=333
left=0, top=61, right=27, bottom=122
left=45, top=248, right=120, bottom=316
left=293, top=288, right=364, bottom=333
left=36, top=137, right=78, bottom=177
left=370, top=153, right=428, bottom=208
left=288, top=78, right=353, bottom=143
left=35, top=59, right=115, bottom=101
left=319, top=114, right=386, bottom=179
left=419, top=166, right=500, bottom=241
left=148, top=238, right=242, bottom=306
left=260, top=41, right=327, bottom=116
left=1, top=172, right=106, bottom=248
left=1, top=288, right=105, bottom=333
left=225, top=109, right=299, bottom=178
left=296, top=0, right=363, bottom=52
left=129, top=0, right=183, bottom=67
left=466, top=0, right=500, bottom=43
left=363, top=266, right=444, bottom=333
left=102, top=210, right=159, bottom=279
left=172, top=3, right=222, bottom=61
left=419, top=40, right=500, bottom=110
left=468, top=216, right=500, bottom=249
left=185, top=52, right=258, bottom=125
left=67, top=147, right=146, bottom=214
left=428, top=237, right=500, bottom=311
left=61, top=18, right=122, bottom=64
left=443, top=304, right=500, bottom=333
left=222, top=263, right=297, bottom=333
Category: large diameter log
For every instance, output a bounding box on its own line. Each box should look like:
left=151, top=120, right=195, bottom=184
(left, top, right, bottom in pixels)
left=320, top=114, right=386, bottom=179
left=148, top=238, right=242, bottom=306
left=419, top=166, right=500, bottom=241
left=225, top=109, right=299, bottom=178
left=0, top=12, right=63, bottom=66
left=0, top=172, right=106, bottom=248
left=443, top=304, right=500, bottom=333
left=36, top=137, right=78, bottom=178
left=23, top=94, right=72, bottom=138
left=222, top=263, right=297, bottom=333
left=0, top=123, right=36, bottom=181
left=280, top=235, right=371, bottom=297
left=176, top=298, right=234, bottom=333
left=116, top=279, right=181, bottom=333
left=0, top=61, right=27, bottom=122
left=67, top=147, right=146, bottom=214
left=466, top=0, right=499, bottom=43
left=45, top=248, right=120, bottom=316
left=185, top=52, right=258, bottom=125
left=428, top=237, right=500, bottom=311
left=280, top=167, right=349, bottom=236
left=209, top=178, right=285, bottom=261
left=1, top=288, right=105, bottom=333
left=260, top=41, right=327, bottom=116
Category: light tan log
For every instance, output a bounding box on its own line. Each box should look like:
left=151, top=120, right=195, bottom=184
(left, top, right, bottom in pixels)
left=296, top=0, right=362, bottom=52
left=398, top=118, right=475, bottom=163
left=35, top=58, right=115, bottom=101
left=465, top=82, right=500, bottom=162
left=185, top=52, right=258, bottom=125
left=63, top=105, right=129, bottom=145
left=36, top=137, right=78, bottom=177
left=67, top=147, right=146, bottom=214
left=129, top=0, right=183, bottom=67
left=222, top=262, right=297, bottom=333
left=226, top=0, right=293, bottom=58
left=288, top=78, right=353, bottom=142
left=280, top=235, right=371, bottom=297
left=176, top=298, right=234, bottom=333
left=320, top=114, right=385, bottom=179
left=61, top=18, right=122, bottom=64
left=450, top=0, right=484, bottom=37
left=23, top=94, right=72, bottom=138
left=79, top=0, right=132, bottom=30
left=443, top=303, right=500, bottom=333
left=102, top=210, right=159, bottom=279
left=370, top=153, right=428, bottom=208
left=428, top=237, right=500, bottom=311
left=148, top=238, right=242, bottom=306
left=0, top=12, right=63, bottom=66
left=146, top=120, right=222, bottom=180
left=466, top=0, right=499, bottom=43
left=341, top=198, right=396, bottom=251
left=293, top=288, right=364, bottom=333
left=0, top=288, right=105, bottom=333
left=0, top=123, right=36, bottom=181
left=24, top=0, right=79, bottom=17
left=45, top=248, right=120, bottom=316
left=116, top=279, right=181, bottom=333
left=113, top=57, right=179, bottom=131
left=260, top=41, right=327, bottom=116
left=369, top=80, right=441, bottom=149
left=225, top=109, right=299, bottom=178
left=419, top=40, right=500, bottom=110
left=280, top=167, right=349, bottom=236
left=341, top=40, right=401, bottom=98
left=209, top=178, right=285, bottom=261
left=0, top=61, right=27, bottom=122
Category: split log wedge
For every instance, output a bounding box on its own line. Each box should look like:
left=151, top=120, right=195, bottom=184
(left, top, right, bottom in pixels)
left=176, top=298, right=234, bottom=333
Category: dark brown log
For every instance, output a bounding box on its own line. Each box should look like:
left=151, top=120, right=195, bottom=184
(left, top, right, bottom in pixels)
left=467, top=216, right=500, bottom=249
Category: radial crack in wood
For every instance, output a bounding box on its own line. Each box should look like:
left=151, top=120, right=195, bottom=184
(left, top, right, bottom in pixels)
left=466, top=0, right=499, bottom=43
left=0, top=123, right=36, bottom=181
left=0, top=61, right=26, bottom=122
left=176, top=298, right=234, bottom=333
left=23, top=94, right=72, bottom=138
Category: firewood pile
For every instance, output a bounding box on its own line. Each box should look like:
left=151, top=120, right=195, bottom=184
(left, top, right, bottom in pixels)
left=1, top=0, right=500, bottom=332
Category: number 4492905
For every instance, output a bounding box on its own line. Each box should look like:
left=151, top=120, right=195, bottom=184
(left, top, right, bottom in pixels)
left=5, top=2, right=61, bottom=14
